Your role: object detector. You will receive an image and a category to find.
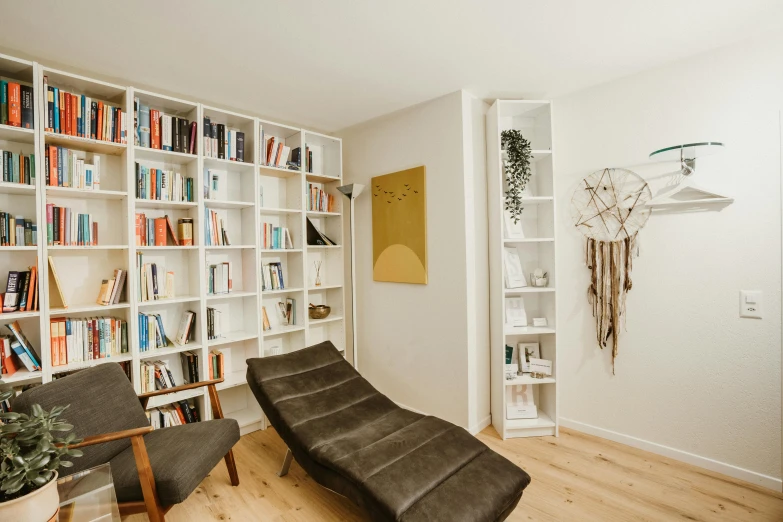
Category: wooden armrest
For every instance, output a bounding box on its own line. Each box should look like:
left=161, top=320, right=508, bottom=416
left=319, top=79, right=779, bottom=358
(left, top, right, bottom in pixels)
left=69, top=426, right=153, bottom=449
left=137, top=378, right=224, bottom=400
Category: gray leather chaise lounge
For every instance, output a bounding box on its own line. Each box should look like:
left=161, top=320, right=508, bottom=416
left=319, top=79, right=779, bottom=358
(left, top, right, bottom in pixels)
left=247, top=341, right=531, bottom=521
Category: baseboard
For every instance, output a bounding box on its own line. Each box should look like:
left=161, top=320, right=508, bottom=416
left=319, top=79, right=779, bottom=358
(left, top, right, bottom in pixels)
left=469, top=415, right=492, bottom=435
left=396, top=402, right=489, bottom=436
left=560, top=417, right=782, bottom=491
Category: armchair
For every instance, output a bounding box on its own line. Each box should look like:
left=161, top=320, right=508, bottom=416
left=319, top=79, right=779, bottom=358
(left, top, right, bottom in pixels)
left=12, top=363, right=240, bottom=522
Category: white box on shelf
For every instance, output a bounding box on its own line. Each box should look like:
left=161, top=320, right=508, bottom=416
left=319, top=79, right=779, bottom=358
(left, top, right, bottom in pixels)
left=507, top=404, right=538, bottom=420
left=529, top=357, right=552, bottom=375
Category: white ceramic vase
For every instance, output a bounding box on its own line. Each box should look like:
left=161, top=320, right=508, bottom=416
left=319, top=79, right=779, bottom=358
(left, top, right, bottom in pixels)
left=0, top=471, right=59, bottom=522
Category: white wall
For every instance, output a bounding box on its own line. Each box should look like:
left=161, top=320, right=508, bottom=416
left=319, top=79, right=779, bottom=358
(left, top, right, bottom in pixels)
left=339, top=90, right=490, bottom=431
left=553, top=34, right=783, bottom=488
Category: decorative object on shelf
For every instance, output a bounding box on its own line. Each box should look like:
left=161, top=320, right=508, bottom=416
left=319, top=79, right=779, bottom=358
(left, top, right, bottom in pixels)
left=507, top=385, right=537, bottom=419
left=647, top=142, right=733, bottom=208
left=504, top=297, right=527, bottom=327
left=530, top=268, right=548, bottom=287
left=532, top=317, right=548, bottom=327
left=313, top=260, right=323, bottom=287
left=0, top=385, right=82, bottom=522
left=505, top=345, right=518, bottom=379
left=308, top=304, right=331, bottom=320
left=371, top=166, right=427, bottom=285
left=571, top=167, right=652, bottom=373
left=529, top=358, right=553, bottom=376
left=501, top=129, right=532, bottom=223
left=503, top=247, right=526, bottom=288
left=517, top=342, right=540, bottom=373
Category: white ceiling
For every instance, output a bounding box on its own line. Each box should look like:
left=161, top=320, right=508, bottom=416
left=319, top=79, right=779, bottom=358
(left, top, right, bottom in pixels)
left=2, top=0, right=781, bottom=132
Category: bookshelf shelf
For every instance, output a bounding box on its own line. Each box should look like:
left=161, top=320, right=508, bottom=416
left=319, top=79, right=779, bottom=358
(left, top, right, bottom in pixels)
left=144, top=388, right=204, bottom=410
left=136, top=295, right=200, bottom=307
left=135, top=200, right=198, bottom=210
left=0, top=182, right=36, bottom=195
left=0, top=55, right=345, bottom=439
left=44, top=132, right=127, bottom=156
left=488, top=100, right=558, bottom=440
left=46, top=187, right=128, bottom=200
left=139, top=343, right=201, bottom=360
left=206, top=291, right=257, bottom=301
left=308, top=245, right=341, bottom=249
left=309, top=315, right=344, bottom=326
left=216, top=370, right=247, bottom=391
left=134, top=146, right=197, bottom=164
left=51, top=355, right=134, bottom=375
left=49, top=302, right=131, bottom=316
left=0, top=123, right=35, bottom=143
left=1, top=369, right=42, bottom=385
left=208, top=331, right=258, bottom=347
left=0, top=246, right=37, bottom=251
left=204, top=199, right=255, bottom=210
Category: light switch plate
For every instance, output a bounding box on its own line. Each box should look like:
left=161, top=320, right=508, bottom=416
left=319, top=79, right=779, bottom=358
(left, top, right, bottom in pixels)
left=740, top=291, right=762, bottom=318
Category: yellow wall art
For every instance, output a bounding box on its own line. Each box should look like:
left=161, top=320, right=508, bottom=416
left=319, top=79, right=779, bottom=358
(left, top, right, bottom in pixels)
left=371, top=166, right=427, bottom=284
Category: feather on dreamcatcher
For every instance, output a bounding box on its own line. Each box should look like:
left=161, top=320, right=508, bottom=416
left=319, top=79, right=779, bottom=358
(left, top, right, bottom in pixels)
left=570, top=168, right=651, bottom=373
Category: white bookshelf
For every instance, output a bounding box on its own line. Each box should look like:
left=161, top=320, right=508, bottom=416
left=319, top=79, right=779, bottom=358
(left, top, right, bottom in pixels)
left=487, top=100, right=558, bottom=439
left=0, top=52, right=346, bottom=438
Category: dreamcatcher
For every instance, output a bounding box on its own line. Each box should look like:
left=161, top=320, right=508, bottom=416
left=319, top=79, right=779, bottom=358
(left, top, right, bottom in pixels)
left=570, top=168, right=652, bottom=373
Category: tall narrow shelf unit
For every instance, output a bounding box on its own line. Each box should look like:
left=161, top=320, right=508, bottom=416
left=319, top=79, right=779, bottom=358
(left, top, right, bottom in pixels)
left=0, top=51, right=346, bottom=438
left=487, top=100, right=558, bottom=439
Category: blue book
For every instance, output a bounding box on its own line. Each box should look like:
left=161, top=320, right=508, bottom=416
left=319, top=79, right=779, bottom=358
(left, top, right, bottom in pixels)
left=155, top=314, right=167, bottom=346
left=53, top=87, right=59, bottom=133
left=139, top=104, right=150, bottom=147
left=0, top=81, right=6, bottom=124
left=11, top=341, right=36, bottom=372
left=80, top=95, right=86, bottom=137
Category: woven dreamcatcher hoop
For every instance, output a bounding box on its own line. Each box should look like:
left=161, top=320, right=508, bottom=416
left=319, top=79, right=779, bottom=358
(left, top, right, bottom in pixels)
left=570, top=168, right=651, bottom=373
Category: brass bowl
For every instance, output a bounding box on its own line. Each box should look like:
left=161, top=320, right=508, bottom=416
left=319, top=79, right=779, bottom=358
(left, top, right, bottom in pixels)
left=309, top=305, right=331, bottom=320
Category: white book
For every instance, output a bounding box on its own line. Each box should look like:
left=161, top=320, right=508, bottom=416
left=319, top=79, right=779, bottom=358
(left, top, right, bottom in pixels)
left=162, top=115, right=172, bottom=150
left=230, top=130, right=237, bottom=161
left=503, top=247, right=527, bottom=288
left=278, top=146, right=290, bottom=168
left=505, top=297, right=528, bottom=327
left=93, top=155, right=101, bottom=190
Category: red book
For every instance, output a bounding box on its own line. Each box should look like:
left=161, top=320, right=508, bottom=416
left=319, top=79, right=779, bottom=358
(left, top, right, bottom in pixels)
left=135, top=213, right=142, bottom=246
left=165, top=216, right=179, bottom=246
left=150, top=110, right=160, bottom=149
left=7, top=83, right=20, bottom=127
left=58, top=318, right=67, bottom=366
left=58, top=91, right=65, bottom=133
left=154, top=217, right=166, bottom=246
left=58, top=207, right=65, bottom=245
left=48, top=146, right=57, bottom=186
left=189, top=121, right=197, bottom=154
left=116, top=108, right=122, bottom=143
left=72, top=94, right=79, bottom=137
left=49, top=319, right=59, bottom=367
left=92, top=222, right=98, bottom=246
left=26, top=266, right=36, bottom=312
left=64, top=94, right=71, bottom=135
left=97, top=102, right=103, bottom=141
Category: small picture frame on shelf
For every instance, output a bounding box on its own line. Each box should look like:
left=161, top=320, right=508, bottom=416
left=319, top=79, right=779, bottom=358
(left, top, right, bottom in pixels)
left=517, top=342, right=540, bottom=373
left=529, top=358, right=552, bottom=376
left=505, top=297, right=527, bottom=327
left=532, top=317, right=548, bottom=327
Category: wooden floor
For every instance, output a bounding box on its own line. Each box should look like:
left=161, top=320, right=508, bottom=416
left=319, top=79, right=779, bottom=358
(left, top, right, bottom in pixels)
left=126, top=426, right=783, bottom=521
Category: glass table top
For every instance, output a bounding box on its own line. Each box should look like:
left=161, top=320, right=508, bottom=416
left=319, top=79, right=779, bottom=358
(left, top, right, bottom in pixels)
left=649, top=142, right=724, bottom=161
left=57, top=463, right=120, bottom=522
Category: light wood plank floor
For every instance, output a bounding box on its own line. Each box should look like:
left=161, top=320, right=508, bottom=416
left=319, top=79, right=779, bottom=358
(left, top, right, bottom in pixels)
left=126, top=426, right=783, bottom=521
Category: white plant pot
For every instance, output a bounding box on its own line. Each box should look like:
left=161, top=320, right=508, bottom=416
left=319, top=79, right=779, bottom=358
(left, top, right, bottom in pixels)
left=0, top=471, right=59, bottom=522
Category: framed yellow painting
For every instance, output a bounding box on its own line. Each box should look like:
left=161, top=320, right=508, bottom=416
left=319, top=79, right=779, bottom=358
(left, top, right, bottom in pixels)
left=371, top=166, right=427, bottom=284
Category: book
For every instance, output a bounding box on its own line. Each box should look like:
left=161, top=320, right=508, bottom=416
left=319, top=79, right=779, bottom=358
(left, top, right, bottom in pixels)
left=307, top=183, right=336, bottom=212
left=505, top=297, right=528, bottom=327
left=47, top=84, right=123, bottom=142
left=47, top=256, right=67, bottom=308
left=7, top=82, right=20, bottom=127
left=262, top=306, right=271, bottom=331
left=49, top=317, right=128, bottom=366
left=20, top=85, right=33, bottom=129
left=306, top=218, right=336, bottom=246
left=135, top=163, right=194, bottom=202
left=175, top=311, right=195, bottom=345
left=139, top=103, right=150, bottom=147
left=6, top=320, right=40, bottom=370
left=3, top=271, right=19, bottom=312
left=205, top=209, right=231, bottom=246
left=503, top=248, right=526, bottom=289
left=45, top=205, right=97, bottom=245
left=1, top=336, right=18, bottom=376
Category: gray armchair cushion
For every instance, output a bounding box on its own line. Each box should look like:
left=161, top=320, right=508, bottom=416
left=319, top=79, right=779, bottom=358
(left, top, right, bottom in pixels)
left=12, top=363, right=149, bottom=474
left=109, top=419, right=240, bottom=505
left=247, top=341, right=531, bottom=522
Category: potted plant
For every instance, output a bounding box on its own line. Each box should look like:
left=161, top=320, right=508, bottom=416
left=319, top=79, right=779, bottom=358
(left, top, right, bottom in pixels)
left=501, top=129, right=533, bottom=224
left=0, top=384, right=82, bottom=522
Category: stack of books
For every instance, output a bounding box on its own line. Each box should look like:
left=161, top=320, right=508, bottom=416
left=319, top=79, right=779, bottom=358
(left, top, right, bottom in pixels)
left=50, top=362, right=131, bottom=381
left=138, top=313, right=169, bottom=351
left=140, top=360, right=176, bottom=392
left=1, top=268, right=39, bottom=313
left=206, top=307, right=222, bottom=340
left=174, top=311, right=196, bottom=345
left=136, top=254, right=175, bottom=302
left=2, top=151, right=35, bottom=185
left=208, top=350, right=224, bottom=379
left=46, top=206, right=98, bottom=246
left=180, top=350, right=200, bottom=383
left=277, top=298, right=295, bottom=326
left=204, top=209, right=231, bottom=246
left=135, top=214, right=179, bottom=246
left=44, top=77, right=124, bottom=143
left=49, top=317, right=128, bottom=366
left=262, top=135, right=291, bottom=168
left=1, top=80, right=34, bottom=128
left=147, top=400, right=200, bottom=429
left=307, top=183, right=336, bottom=212
left=207, top=262, right=232, bottom=294
left=261, top=262, right=285, bottom=291
left=135, top=163, right=194, bottom=202
left=261, top=223, right=293, bottom=249
left=203, top=117, right=245, bottom=162
left=0, top=213, right=35, bottom=246
left=2, top=321, right=41, bottom=374
left=306, top=218, right=337, bottom=246
left=94, top=269, right=127, bottom=305
left=135, top=99, right=196, bottom=154
left=46, top=146, right=99, bottom=188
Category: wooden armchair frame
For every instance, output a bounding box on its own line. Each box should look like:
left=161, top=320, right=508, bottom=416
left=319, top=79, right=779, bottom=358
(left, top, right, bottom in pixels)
left=69, top=378, right=239, bottom=522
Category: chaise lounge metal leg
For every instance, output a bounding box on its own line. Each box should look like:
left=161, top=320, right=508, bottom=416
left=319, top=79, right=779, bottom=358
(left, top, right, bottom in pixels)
left=278, top=448, right=293, bottom=477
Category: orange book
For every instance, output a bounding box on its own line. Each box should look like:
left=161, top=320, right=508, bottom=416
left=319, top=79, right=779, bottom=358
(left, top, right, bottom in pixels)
left=96, top=102, right=103, bottom=141
left=173, top=405, right=186, bottom=424
left=72, top=94, right=78, bottom=137
left=151, top=169, right=156, bottom=200
left=116, top=108, right=122, bottom=143
left=165, top=215, right=179, bottom=246
left=48, top=146, right=58, bottom=186
left=208, top=354, right=213, bottom=381
left=154, top=217, right=166, bottom=246
left=64, top=94, right=71, bottom=135
left=50, top=319, right=59, bottom=366
left=7, top=83, right=21, bottom=127
left=26, top=267, right=36, bottom=311
left=151, top=110, right=160, bottom=149
left=216, top=351, right=224, bottom=377
left=92, top=222, right=98, bottom=246
left=135, top=213, right=142, bottom=246
left=2, top=338, right=18, bottom=376
left=58, top=207, right=65, bottom=245
left=58, top=319, right=67, bottom=366
left=58, top=91, right=66, bottom=133
left=32, top=267, right=39, bottom=311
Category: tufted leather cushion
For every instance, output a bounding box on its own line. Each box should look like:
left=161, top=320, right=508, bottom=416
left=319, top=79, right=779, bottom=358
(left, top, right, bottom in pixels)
left=247, top=341, right=531, bottom=521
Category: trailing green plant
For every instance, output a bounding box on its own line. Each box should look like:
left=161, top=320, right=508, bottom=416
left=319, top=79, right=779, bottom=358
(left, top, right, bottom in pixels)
left=0, top=386, right=82, bottom=502
left=501, top=129, right=533, bottom=224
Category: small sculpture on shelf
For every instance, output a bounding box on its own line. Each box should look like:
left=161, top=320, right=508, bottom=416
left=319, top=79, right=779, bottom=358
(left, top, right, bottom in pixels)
left=530, top=268, right=548, bottom=287
left=313, top=260, right=322, bottom=287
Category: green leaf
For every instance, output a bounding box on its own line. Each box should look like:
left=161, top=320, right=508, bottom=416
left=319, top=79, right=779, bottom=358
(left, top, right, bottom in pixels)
left=31, top=404, right=43, bottom=417
left=59, top=460, right=73, bottom=468
left=31, top=475, right=49, bottom=486
left=0, top=412, right=21, bottom=421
